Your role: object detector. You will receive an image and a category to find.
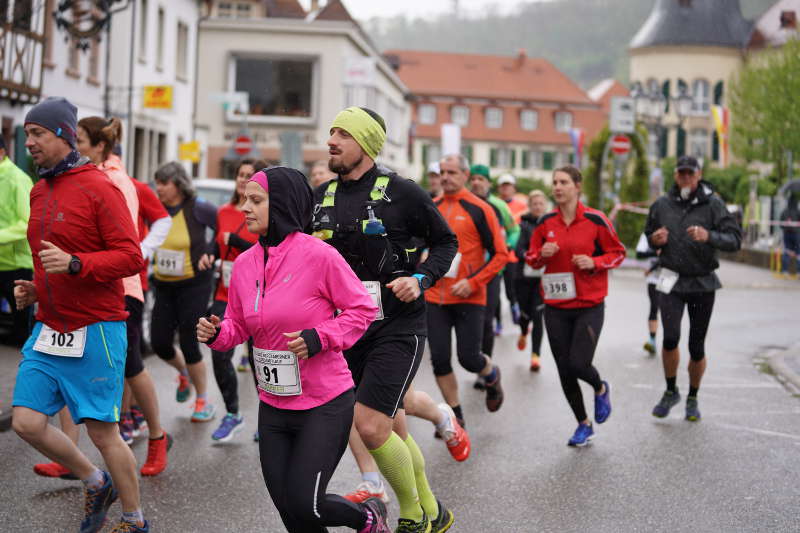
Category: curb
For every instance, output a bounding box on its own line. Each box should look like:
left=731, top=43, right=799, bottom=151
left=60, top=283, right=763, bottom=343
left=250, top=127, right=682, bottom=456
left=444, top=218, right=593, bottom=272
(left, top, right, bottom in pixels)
left=767, top=345, right=800, bottom=395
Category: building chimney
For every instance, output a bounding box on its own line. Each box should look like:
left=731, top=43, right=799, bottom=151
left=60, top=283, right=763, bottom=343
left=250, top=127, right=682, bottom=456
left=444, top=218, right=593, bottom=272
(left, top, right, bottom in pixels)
left=516, top=49, right=527, bottom=68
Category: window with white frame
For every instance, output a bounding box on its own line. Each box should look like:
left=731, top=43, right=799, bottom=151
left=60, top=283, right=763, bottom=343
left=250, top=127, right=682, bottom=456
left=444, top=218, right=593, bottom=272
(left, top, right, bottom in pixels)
left=218, top=2, right=252, bottom=18
left=176, top=22, right=189, bottom=80
left=554, top=111, right=572, bottom=132
left=522, top=149, right=541, bottom=169
left=520, top=109, right=538, bottom=131
left=451, top=105, right=469, bottom=126
left=496, top=146, right=512, bottom=167
left=689, top=128, right=709, bottom=158
left=233, top=56, right=314, bottom=118
left=418, top=104, right=436, bottom=125
left=691, top=79, right=710, bottom=115
left=485, top=107, right=503, bottom=129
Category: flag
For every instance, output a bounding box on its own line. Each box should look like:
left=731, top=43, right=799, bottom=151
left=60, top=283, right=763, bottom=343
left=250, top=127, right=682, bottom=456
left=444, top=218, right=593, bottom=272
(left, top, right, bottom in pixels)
left=711, top=106, right=730, bottom=167
left=569, top=128, right=586, bottom=165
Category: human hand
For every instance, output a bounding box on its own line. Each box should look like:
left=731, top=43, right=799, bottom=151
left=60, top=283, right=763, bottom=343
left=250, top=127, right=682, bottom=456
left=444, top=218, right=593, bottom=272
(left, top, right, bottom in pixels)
left=572, top=255, right=595, bottom=271
left=284, top=331, right=309, bottom=359
left=39, top=241, right=71, bottom=274
left=541, top=242, right=560, bottom=258
left=686, top=225, right=709, bottom=243
left=198, top=254, right=215, bottom=271
left=450, top=279, right=473, bottom=298
left=197, top=314, right=220, bottom=342
left=651, top=227, right=669, bottom=246
left=13, top=280, right=37, bottom=309
left=386, top=277, right=421, bottom=303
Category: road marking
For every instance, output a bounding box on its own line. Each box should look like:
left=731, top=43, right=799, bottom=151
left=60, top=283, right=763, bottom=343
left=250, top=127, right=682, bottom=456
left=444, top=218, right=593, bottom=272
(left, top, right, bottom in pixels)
left=632, top=383, right=781, bottom=389
left=715, top=422, right=800, bottom=441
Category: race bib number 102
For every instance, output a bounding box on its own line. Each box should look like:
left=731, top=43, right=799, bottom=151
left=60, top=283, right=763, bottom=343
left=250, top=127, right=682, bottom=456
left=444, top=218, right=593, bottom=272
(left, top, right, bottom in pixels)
left=34, top=325, right=87, bottom=357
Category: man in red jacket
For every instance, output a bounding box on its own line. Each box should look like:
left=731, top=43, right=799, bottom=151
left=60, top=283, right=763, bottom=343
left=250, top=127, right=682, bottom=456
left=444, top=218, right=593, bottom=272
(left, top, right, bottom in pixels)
left=11, top=97, right=149, bottom=533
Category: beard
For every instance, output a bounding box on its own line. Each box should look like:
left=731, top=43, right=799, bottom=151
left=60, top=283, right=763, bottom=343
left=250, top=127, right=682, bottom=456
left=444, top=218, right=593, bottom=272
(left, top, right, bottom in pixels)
left=329, top=153, right=363, bottom=176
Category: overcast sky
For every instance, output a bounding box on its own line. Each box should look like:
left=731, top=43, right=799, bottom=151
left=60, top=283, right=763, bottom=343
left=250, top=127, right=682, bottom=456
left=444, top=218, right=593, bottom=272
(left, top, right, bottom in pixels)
left=299, top=0, right=538, bottom=20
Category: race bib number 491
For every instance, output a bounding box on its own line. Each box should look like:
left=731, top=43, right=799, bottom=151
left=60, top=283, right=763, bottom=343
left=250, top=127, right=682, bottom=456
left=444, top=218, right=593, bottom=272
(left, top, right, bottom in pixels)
left=253, top=348, right=302, bottom=396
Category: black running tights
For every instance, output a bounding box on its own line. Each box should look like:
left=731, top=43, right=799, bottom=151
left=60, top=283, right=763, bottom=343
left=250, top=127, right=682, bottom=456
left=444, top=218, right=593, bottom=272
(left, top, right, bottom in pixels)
left=258, top=389, right=367, bottom=532
left=659, top=290, right=715, bottom=361
left=544, top=304, right=604, bottom=422
left=516, top=278, right=544, bottom=355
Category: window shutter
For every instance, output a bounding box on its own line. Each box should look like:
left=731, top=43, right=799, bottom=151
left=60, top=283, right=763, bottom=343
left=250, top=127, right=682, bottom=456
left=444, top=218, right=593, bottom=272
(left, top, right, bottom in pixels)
left=662, top=80, right=671, bottom=114
left=510, top=149, right=517, bottom=169
left=712, top=131, right=720, bottom=162
left=522, top=150, right=529, bottom=169
left=490, top=148, right=498, bottom=167
left=676, top=127, right=686, bottom=157
left=422, top=144, right=429, bottom=166
left=543, top=151, right=554, bottom=170
left=659, top=130, right=668, bottom=159
left=714, top=81, right=724, bottom=106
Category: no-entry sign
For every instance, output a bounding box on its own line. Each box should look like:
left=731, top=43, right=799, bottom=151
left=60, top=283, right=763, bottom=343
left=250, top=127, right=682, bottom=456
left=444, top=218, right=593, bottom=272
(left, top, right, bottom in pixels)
left=234, top=135, right=253, bottom=156
left=610, top=134, right=631, bottom=156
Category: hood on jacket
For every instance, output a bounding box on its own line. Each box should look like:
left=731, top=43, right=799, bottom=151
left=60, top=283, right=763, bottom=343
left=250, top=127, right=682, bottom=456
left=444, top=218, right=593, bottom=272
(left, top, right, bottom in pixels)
left=669, top=179, right=715, bottom=205
left=253, top=166, right=313, bottom=248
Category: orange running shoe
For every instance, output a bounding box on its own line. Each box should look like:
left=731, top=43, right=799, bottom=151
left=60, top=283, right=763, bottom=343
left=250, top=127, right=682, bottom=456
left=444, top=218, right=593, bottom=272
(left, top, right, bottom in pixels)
left=517, top=334, right=527, bottom=351
left=33, top=462, right=77, bottom=480
left=141, top=433, right=173, bottom=476
left=530, top=353, right=541, bottom=372
left=344, top=480, right=390, bottom=504
left=436, top=403, right=471, bottom=462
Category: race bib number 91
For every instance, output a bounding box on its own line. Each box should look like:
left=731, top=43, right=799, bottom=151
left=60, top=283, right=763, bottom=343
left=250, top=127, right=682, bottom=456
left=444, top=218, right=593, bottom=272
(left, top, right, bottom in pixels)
left=542, top=272, right=577, bottom=300
left=34, top=325, right=87, bottom=357
left=253, top=348, right=302, bottom=396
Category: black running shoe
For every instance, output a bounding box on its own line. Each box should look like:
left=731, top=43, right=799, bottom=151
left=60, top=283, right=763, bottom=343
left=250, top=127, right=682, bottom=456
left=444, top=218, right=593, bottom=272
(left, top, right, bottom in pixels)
left=395, top=514, right=430, bottom=533
left=430, top=500, right=454, bottom=532
left=652, top=389, right=681, bottom=418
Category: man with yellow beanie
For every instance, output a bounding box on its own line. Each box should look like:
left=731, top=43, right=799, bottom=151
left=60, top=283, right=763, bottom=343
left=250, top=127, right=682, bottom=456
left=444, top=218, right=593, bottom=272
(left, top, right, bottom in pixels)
left=312, top=107, right=459, bottom=532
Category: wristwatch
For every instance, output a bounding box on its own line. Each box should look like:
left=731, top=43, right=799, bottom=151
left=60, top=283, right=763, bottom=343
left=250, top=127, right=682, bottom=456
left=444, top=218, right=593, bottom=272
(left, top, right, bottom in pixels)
left=68, top=255, right=82, bottom=275
left=412, top=273, right=431, bottom=291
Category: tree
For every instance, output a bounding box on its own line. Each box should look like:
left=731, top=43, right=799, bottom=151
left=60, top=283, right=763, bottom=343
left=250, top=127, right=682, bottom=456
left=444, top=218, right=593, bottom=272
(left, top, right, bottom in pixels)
left=729, top=39, right=800, bottom=184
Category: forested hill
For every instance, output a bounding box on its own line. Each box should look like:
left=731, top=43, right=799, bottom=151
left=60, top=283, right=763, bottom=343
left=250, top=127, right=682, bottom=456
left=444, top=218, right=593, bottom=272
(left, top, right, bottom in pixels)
left=363, top=0, right=776, bottom=89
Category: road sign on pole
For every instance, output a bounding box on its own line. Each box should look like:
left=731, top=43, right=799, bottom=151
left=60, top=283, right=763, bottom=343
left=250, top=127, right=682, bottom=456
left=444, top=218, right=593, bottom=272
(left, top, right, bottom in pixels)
left=610, top=96, right=635, bottom=134
left=610, top=134, right=632, bottom=156
left=234, top=135, right=253, bottom=156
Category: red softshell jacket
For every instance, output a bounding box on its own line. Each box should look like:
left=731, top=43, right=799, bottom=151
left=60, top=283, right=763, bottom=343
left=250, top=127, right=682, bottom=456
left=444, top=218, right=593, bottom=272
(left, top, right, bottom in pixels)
left=28, top=164, right=143, bottom=332
left=525, top=202, right=625, bottom=309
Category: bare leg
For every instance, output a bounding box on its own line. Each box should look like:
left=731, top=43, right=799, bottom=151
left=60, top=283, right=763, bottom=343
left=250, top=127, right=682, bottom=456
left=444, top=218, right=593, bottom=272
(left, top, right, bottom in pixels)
left=57, top=406, right=80, bottom=445
left=648, top=319, right=658, bottom=336
left=349, top=423, right=380, bottom=474
left=435, top=373, right=459, bottom=408
left=13, top=407, right=95, bottom=479
left=127, top=369, right=164, bottom=439
left=121, top=381, right=133, bottom=414
left=662, top=347, right=680, bottom=378
left=85, top=419, right=140, bottom=513
left=187, top=360, right=208, bottom=397
left=688, top=358, right=707, bottom=389
left=402, top=387, right=443, bottom=426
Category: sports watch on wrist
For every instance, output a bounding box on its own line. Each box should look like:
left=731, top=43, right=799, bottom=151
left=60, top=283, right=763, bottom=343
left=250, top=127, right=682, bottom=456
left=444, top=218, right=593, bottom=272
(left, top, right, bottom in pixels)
left=68, top=255, right=82, bottom=275
left=412, top=273, right=431, bottom=291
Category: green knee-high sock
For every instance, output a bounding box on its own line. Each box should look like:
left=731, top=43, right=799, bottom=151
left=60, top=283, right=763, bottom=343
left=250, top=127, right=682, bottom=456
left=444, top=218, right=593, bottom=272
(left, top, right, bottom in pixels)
left=369, top=431, right=423, bottom=521
left=403, top=433, right=438, bottom=519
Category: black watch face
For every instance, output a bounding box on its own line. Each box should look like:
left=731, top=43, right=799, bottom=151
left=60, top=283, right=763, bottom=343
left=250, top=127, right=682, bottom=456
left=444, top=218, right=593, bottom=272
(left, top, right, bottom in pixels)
left=420, top=276, right=431, bottom=289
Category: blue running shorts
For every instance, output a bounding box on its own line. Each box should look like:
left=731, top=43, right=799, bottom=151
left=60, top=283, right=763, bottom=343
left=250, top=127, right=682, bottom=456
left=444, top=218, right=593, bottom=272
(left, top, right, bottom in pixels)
left=13, top=321, right=127, bottom=424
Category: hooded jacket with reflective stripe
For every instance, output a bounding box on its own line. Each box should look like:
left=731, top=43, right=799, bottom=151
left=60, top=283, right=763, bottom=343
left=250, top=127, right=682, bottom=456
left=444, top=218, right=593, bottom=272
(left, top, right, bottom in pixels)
left=28, top=162, right=142, bottom=332
left=526, top=202, right=625, bottom=309
left=426, top=187, right=510, bottom=307
left=0, top=156, right=33, bottom=271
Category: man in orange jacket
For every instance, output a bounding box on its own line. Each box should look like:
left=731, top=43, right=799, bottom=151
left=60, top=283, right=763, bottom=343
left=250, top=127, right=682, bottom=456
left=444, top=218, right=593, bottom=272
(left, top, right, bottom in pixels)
left=425, top=154, right=510, bottom=427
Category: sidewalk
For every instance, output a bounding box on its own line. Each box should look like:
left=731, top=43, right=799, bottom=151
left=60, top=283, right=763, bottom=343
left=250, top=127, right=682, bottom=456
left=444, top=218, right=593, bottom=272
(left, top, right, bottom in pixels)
left=0, top=342, right=21, bottom=431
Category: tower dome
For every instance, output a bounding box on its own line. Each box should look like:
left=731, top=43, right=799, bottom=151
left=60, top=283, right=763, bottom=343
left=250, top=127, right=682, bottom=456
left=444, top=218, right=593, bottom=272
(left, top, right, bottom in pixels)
left=630, top=0, right=754, bottom=49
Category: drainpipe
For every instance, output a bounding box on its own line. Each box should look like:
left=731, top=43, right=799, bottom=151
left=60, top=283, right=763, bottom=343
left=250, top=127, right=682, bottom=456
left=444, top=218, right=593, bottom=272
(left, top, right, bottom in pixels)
left=191, top=2, right=211, bottom=176
left=126, top=0, right=137, bottom=168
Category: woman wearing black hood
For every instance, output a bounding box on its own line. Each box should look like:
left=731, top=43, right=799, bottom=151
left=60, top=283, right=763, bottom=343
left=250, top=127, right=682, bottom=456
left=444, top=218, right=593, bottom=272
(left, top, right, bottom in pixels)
left=197, top=167, right=390, bottom=532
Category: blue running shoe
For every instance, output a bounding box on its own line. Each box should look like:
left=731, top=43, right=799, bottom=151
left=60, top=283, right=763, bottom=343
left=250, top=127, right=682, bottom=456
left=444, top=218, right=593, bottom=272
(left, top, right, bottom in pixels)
left=595, top=380, right=612, bottom=424
left=212, top=413, right=244, bottom=442
left=685, top=397, right=701, bottom=422
left=81, top=471, right=118, bottom=533
left=110, top=520, right=150, bottom=532
left=652, top=389, right=681, bottom=418
left=567, top=423, right=594, bottom=447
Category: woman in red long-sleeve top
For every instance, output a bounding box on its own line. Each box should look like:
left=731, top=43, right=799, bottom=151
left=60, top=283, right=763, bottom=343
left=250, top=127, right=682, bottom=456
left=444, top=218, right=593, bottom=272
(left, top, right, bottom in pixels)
left=525, top=165, right=625, bottom=447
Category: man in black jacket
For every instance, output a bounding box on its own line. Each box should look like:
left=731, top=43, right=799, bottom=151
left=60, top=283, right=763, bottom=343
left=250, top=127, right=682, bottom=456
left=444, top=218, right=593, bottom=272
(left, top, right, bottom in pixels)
left=645, top=156, right=741, bottom=422
left=312, top=107, right=459, bottom=533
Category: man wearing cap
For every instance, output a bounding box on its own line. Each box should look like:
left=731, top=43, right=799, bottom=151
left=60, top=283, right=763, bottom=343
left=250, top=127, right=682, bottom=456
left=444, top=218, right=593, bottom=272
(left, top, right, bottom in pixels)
left=426, top=162, right=442, bottom=198
left=11, top=97, right=149, bottom=532
left=497, top=173, right=528, bottom=223
left=0, top=136, right=34, bottom=347
left=468, top=164, right=520, bottom=374
left=313, top=106, right=459, bottom=532
left=645, top=155, right=741, bottom=422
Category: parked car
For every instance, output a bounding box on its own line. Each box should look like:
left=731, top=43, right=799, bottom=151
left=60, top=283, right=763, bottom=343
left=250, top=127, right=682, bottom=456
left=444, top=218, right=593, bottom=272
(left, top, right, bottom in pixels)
left=193, top=178, right=235, bottom=208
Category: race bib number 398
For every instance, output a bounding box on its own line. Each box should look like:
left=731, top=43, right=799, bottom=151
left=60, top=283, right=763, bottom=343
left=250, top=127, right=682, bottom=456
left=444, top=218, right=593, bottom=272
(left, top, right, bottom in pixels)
left=34, top=325, right=87, bottom=357
left=253, top=348, right=302, bottom=396
left=542, top=272, right=577, bottom=300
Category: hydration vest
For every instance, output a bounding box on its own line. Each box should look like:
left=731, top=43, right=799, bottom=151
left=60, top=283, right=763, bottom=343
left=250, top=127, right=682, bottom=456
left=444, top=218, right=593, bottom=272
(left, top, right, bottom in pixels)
left=312, top=176, right=391, bottom=241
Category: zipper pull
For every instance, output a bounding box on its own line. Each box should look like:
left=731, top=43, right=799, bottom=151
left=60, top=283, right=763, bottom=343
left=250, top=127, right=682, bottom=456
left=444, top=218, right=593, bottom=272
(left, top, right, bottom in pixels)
left=255, top=280, right=260, bottom=312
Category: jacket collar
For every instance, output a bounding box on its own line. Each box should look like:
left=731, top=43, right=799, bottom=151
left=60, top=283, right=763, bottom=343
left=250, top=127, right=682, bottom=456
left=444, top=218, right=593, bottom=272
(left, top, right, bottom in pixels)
left=554, top=200, right=586, bottom=224
left=38, top=150, right=90, bottom=180
left=338, top=164, right=378, bottom=192
left=669, top=180, right=714, bottom=206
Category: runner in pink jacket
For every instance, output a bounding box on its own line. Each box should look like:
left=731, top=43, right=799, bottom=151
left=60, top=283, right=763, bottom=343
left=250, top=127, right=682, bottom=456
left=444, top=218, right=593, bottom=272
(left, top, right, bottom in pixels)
left=197, top=166, right=390, bottom=533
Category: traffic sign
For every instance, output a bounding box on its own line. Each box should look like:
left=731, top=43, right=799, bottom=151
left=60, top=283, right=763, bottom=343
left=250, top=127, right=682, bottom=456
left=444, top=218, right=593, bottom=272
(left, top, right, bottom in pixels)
left=610, top=96, right=635, bottom=134
left=234, top=135, right=253, bottom=156
left=610, top=134, right=631, bottom=156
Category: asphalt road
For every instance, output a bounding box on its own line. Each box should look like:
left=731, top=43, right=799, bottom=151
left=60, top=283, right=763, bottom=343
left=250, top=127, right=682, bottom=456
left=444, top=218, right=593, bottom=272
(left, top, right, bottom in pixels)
left=1, top=261, right=799, bottom=532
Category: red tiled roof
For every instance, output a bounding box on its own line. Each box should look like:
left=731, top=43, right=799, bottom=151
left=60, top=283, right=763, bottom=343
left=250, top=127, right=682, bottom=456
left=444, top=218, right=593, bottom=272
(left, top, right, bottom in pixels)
left=588, top=79, right=630, bottom=114
left=385, top=49, right=594, bottom=105
left=315, top=0, right=354, bottom=21
left=263, top=0, right=306, bottom=19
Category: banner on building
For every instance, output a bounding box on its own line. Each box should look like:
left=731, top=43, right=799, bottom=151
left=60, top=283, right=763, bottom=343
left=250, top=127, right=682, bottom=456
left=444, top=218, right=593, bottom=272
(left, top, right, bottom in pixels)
left=441, top=123, right=461, bottom=156
left=143, top=85, right=173, bottom=109
left=179, top=141, right=200, bottom=163
left=711, top=105, right=730, bottom=167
